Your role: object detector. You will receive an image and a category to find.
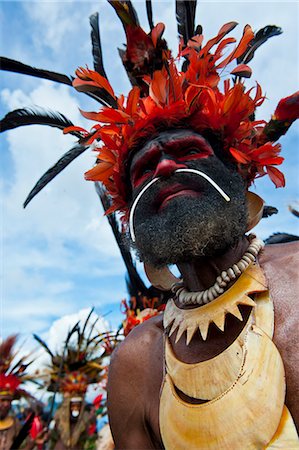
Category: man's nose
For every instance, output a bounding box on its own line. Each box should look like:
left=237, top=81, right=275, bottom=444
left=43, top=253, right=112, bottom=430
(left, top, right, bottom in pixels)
left=153, top=154, right=186, bottom=178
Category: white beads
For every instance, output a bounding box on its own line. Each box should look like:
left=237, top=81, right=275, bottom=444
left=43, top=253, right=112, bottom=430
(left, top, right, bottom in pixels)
left=175, top=235, right=264, bottom=307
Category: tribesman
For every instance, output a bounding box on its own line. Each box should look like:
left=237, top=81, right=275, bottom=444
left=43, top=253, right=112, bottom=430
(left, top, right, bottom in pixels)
left=33, top=311, right=118, bottom=450
left=68, top=3, right=298, bottom=449
left=50, top=372, right=94, bottom=450
left=0, top=335, right=44, bottom=450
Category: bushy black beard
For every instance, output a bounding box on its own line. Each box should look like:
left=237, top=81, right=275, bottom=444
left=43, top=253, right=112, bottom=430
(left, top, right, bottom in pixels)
left=130, top=156, right=248, bottom=267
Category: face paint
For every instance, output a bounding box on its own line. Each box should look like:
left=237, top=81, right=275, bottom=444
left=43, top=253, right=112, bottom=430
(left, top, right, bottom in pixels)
left=71, top=409, right=80, bottom=418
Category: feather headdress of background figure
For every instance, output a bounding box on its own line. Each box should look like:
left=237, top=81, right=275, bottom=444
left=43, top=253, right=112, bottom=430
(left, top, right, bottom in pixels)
left=0, top=335, right=39, bottom=449
left=0, top=335, right=35, bottom=400
left=33, top=308, right=121, bottom=449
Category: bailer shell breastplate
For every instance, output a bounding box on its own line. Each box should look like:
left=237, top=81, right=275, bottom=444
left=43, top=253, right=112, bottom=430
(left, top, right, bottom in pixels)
left=159, top=284, right=299, bottom=449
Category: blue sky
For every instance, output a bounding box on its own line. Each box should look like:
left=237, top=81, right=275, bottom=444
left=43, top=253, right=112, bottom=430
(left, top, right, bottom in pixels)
left=0, top=1, right=298, bottom=350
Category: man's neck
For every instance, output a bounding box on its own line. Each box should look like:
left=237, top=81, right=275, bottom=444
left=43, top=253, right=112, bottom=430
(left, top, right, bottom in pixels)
left=177, top=236, right=250, bottom=291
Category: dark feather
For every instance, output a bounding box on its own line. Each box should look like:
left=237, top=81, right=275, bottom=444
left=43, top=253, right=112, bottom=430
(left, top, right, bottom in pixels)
left=94, top=182, right=148, bottom=296
left=74, top=83, right=118, bottom=108
left=237, top=25, right=282, bottom=64
left=262, top=205, right=278, bottom=218
left=176, top=0, right=197, bottom=46
left=0, top=335, right=17, bottom=360
left=146, top=0, right=154, bottom=30
left=108, top=1, right=140, bottom=30
left=118, top=48, right=139, bottom=88
left=11, top=411, right=35, bottom=449
left=289, top=205, right=299, bottom=218
left=23, top=144, right=87, bottom=208
left=86, top=318, right=99, bottom=346
left=33, top=334, right=54, bottom=358
left=262, top=117, right=293, bottom=143
left=65, top=322, right=80, bottom=346
left=89, top=13, right=108, bottom=78
left=265, top=232, right=299, bottom=245
left=0, top=57, right=72, bottom=86
left=0, top=107, right=81, bottom=137
left=0, top=57, right=116, bottom=107
left=79, top=307, right=95, bottom=348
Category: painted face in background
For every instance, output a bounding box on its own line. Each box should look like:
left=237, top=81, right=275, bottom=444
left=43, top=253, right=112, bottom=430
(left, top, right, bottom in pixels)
left=70, top=401, right=82, bottom=420
left=128, top=130, right=248, bottom=266
left=0, top=397, right=12, bottom=420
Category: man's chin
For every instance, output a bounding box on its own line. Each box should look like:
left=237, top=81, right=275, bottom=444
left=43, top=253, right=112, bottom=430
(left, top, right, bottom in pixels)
left=133, top=194, right=247, bottom=267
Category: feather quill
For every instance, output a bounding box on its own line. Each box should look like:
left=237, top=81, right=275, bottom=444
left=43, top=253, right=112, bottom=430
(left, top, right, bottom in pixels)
left=94, top=182, right=148, bottom=297
left=33, top=334, right=54, bottom=358
left=0, top=107, right=81, bottom=137
left=176, top=0, right=197, bottom=46
left=146, top=0, right=154, bottom=30
left=23, top=144, right=87, bottom=208
left=89, top=13, right=108, bottom=78
left=237, top=25, right=282, bottom=64
left=0, top=57, right=72, bottom=86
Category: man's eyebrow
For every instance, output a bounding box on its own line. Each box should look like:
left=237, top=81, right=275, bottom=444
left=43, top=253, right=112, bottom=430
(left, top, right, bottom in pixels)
left=164, top=135, right=212, bottom=152
left=130, top=142, right=160, bottom=173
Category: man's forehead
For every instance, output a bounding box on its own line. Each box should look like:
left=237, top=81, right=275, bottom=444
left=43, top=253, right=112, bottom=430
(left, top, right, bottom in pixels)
left=138, top=129, right=202, bottom=150
left=129, top=129, right=206, bottom=168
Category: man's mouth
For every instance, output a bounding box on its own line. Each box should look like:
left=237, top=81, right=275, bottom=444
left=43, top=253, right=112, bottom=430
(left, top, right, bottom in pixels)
left=156, top=183, right=201, bottom=211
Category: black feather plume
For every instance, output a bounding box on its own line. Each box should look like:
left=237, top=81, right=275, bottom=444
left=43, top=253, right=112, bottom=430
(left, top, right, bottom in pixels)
left=80, top=307, right=95, bottom=348
left=146, top=0, right=154, bottom=30
left=11, top=412, right=35, bottom=449
left=94, top=182, right=148, bottom=296
left=237, top=25, right=282, bottom=64
left=262, top=205, right=278, bottom=218
left=0, top=106, right=81, bottom=137
left=0, top=57, right=116, bottom=107
left=89, top=13, right=108, bottom=78
left=0, top=57, right=73, bottom=86
left=176, top=0, right=197, bottom=46
left=33, top=334, right=54, bottom=358
left=23, top=144, right=87, bottom=208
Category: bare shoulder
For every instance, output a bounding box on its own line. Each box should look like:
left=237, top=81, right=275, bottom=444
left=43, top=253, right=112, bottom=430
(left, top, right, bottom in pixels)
left=260, top=240, right=299, bottom=265
left=260, top=241, right=299, bottom=425
left=107, top=315, right=164, bottom=449
left=259, top=241, right=298, bottom=327
left=259, top=241, right=299, bottom=310
left=109, top=314, right=164, bottom=377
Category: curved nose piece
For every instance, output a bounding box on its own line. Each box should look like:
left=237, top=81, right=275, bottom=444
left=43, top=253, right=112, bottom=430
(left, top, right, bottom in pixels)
left=153, top=158, right=186, bottom=178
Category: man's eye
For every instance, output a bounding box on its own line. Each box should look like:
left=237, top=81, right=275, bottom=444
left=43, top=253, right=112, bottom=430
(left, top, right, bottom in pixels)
left=185, top=148, right=199, bottom=156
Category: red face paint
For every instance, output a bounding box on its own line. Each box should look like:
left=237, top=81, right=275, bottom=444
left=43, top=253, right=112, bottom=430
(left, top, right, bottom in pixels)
left=130, top=131, right=214, bottom=188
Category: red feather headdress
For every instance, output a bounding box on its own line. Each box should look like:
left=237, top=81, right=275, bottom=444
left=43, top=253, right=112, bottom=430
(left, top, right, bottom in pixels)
left=1, top=2, right=298, bottom=218
left=64, top=16, right=298, bottom=222
left=0, top=335, right=34, bottom=399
